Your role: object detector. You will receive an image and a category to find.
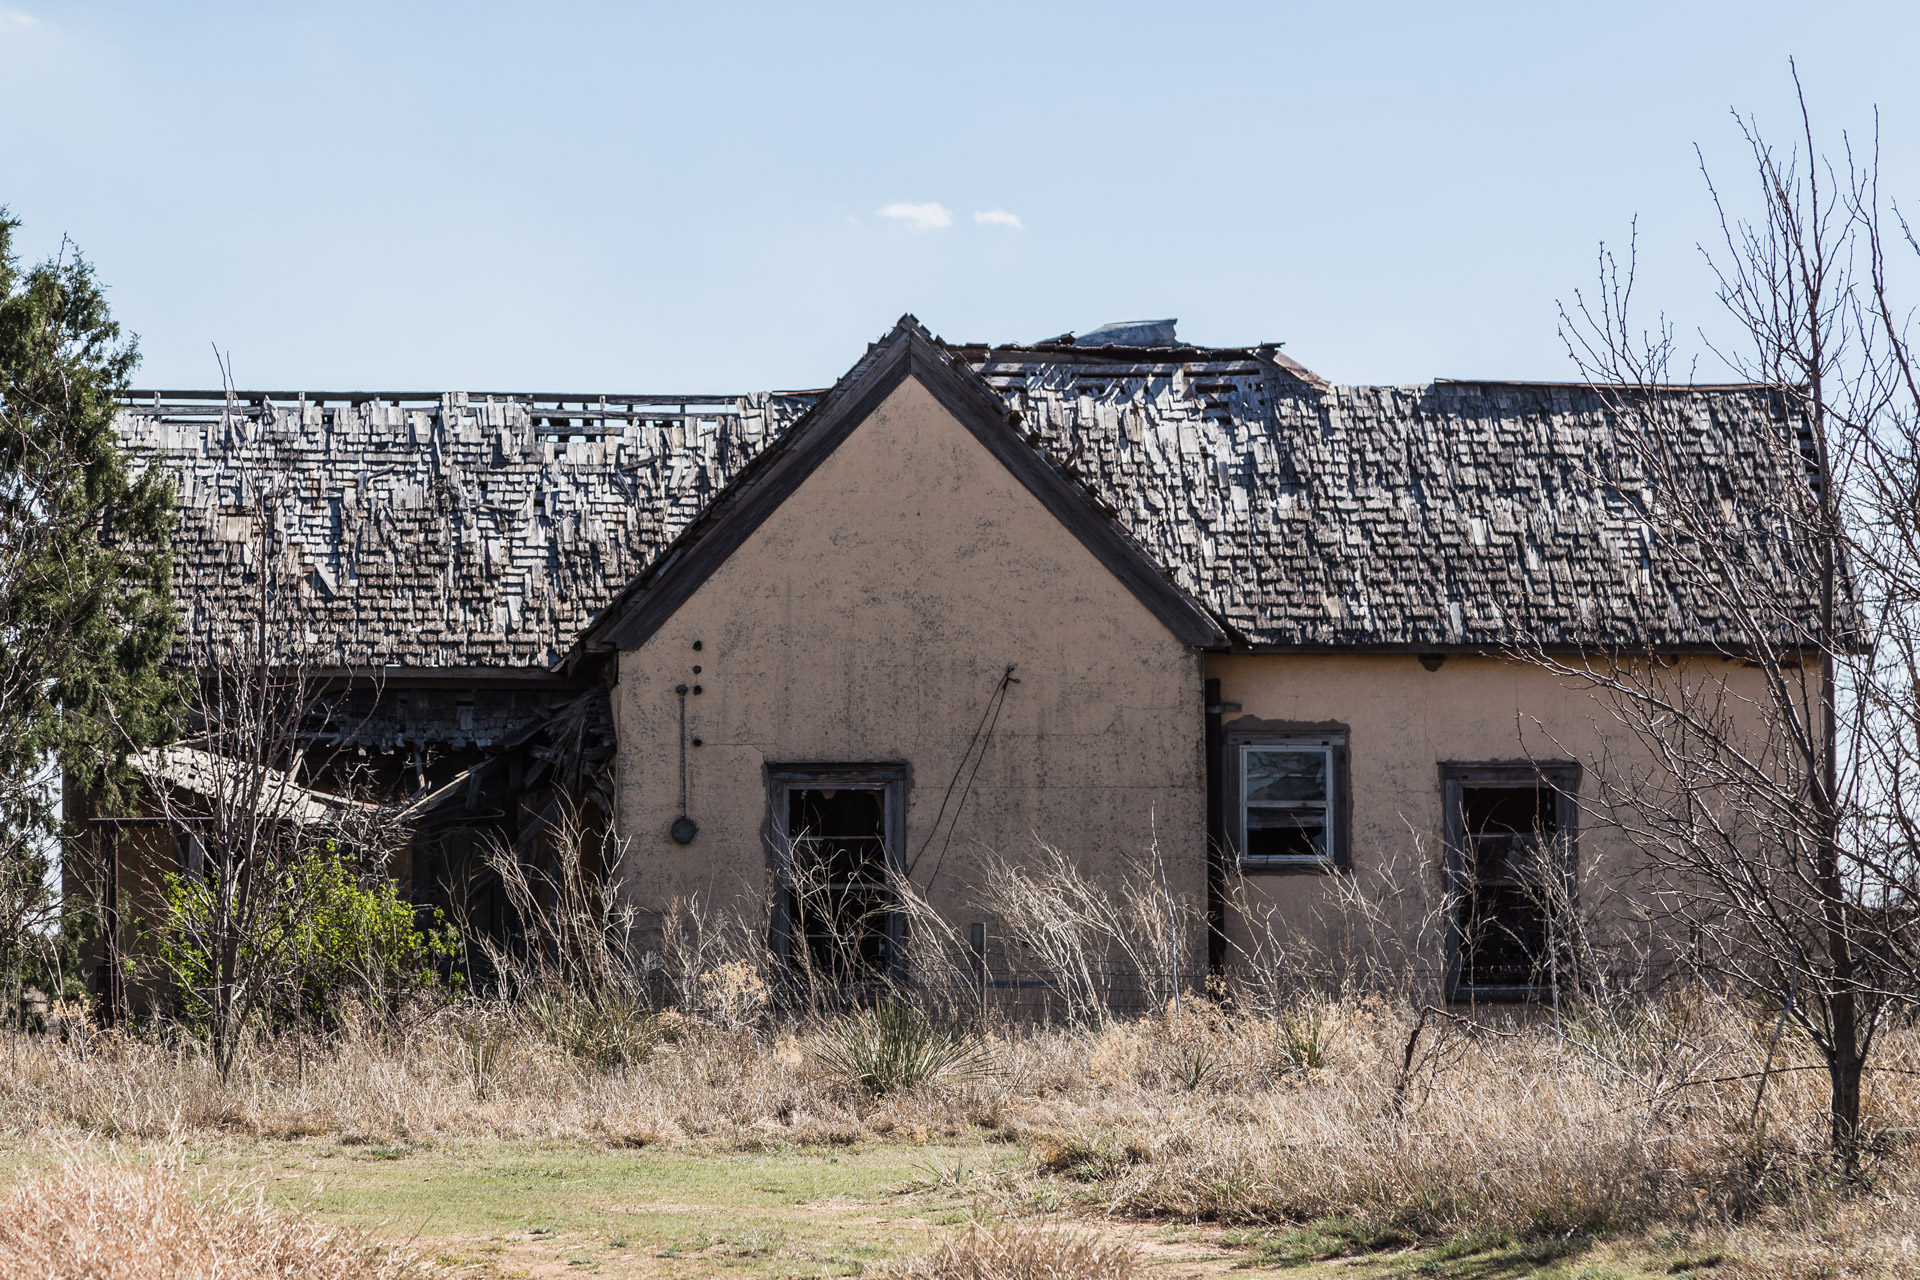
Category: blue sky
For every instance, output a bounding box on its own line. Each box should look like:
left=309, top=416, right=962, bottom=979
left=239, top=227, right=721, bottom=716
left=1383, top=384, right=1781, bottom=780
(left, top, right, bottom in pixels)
left=3, top=2, right=1917, bottom=391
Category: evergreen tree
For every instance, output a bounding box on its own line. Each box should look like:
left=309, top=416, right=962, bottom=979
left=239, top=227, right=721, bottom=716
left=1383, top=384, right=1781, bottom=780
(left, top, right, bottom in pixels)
left=0, top=209, right=180, bottom=1016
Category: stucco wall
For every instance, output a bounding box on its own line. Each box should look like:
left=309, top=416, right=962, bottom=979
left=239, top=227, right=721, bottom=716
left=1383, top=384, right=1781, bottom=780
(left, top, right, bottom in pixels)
left=1207, top=652, right=1775, bottom=988
left=613, top=376, right=1206, bottom=964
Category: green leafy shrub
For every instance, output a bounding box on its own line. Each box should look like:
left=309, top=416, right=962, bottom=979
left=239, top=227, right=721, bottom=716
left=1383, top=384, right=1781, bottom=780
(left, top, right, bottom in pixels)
left=159, top=850, right=459, bottom=1034
left=809, top=1002, right=997, bottom=1098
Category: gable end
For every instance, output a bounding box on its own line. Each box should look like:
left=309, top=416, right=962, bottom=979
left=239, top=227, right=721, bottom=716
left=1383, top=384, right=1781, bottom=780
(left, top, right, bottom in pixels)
left=586, top=321, right=1225, bottom=653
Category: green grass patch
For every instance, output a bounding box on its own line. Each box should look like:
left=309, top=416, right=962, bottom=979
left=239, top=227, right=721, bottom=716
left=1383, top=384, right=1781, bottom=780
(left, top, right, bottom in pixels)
left=201, top=1137, right=1008, bottom=1277
left=1231, top=1217, right=1680, bottom=1279
left=0, top=1136, right=1741, bottom=1279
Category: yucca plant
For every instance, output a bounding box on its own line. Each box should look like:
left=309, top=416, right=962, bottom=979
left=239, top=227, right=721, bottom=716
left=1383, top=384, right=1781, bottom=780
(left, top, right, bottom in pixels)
left=1273, top=998, right=1330, bottom=1076
left=809, top=1001, right=997, bottom=1098
left=1163, top=1039, right=1213, bottom=1091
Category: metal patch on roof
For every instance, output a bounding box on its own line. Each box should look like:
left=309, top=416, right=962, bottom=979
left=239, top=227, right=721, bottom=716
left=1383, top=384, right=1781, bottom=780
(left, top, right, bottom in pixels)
left=1071, top=319, right=1178, bottom=348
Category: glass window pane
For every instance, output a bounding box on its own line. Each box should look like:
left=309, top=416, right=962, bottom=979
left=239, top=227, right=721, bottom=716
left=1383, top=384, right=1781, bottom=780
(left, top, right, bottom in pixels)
left=1246, top=808, right=1327, bottom=859
left=1245, top=749, right=1327, bottom=806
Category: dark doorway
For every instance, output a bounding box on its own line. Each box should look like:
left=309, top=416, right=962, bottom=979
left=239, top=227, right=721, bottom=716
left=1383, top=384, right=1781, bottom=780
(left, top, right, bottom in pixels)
left=770, top=767, right=906, bottom=984
left=1444, top=766, right=1577, bottom=1000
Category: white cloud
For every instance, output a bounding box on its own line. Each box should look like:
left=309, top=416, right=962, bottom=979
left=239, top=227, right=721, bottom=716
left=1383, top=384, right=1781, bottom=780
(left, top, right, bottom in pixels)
left=0, top=8, right=38, bottom=28
left=973, top=209, right=1023, bottom=230
left=878, top=202, right=952, bottom=231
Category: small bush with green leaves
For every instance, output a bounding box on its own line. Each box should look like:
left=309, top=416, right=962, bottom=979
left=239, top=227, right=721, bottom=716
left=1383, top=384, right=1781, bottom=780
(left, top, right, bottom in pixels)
left=809, top=1001, right=997, bottom=1098
left=158, top=849, right=459, bottom=1034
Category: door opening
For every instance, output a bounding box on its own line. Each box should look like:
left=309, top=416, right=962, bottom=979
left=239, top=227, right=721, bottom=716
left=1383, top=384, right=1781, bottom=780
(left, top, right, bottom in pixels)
left=770, top=767, right=906, bottom=983
left=1444, top=766, right=1577, bottom=1000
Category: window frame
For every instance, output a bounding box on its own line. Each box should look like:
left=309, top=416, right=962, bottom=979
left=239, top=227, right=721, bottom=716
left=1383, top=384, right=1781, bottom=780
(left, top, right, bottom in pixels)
left=765, top=762, right=909, bottom=982
left=1440, top=761, right=1580, bottom=1003
left=1224, top=725, right=1350, bottom=873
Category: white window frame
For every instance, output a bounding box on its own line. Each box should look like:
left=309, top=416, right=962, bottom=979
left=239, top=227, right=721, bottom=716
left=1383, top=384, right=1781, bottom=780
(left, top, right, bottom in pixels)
left=1236, top=736, right=1343, bottom=869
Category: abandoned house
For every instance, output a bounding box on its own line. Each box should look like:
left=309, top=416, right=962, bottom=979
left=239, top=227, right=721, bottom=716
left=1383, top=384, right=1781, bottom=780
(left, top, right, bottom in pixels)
left=75, top=315, right=1814, bottom=1007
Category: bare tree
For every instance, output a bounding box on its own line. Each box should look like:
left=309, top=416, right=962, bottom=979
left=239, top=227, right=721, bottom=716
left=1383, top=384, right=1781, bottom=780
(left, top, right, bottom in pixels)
left=138, top=435, right=410, bottom=1077
left=1532, top=68, right=1920, bottom=1163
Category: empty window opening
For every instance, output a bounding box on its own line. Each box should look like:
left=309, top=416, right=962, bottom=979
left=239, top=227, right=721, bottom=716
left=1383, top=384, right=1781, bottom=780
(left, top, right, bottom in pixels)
left=1445, top=768, right=1577, bottom=1000
left=770, top=769, right=906, bottom=984
left=175, top=832, right=206, bottom=881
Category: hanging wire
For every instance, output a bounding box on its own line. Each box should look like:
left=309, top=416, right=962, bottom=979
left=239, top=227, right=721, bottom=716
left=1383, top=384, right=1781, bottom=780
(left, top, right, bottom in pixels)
left=923, top=665, right=1019, bottom=894
left=906, top=664, right=1017, bottom=878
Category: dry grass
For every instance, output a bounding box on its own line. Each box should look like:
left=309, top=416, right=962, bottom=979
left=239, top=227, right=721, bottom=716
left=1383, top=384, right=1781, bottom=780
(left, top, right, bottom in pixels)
left=877, top=1223, right=1140, bottom=1279
left=0, top=1160, right=424, bottom=1279
left=2, top=993, right=1918, bottom=1272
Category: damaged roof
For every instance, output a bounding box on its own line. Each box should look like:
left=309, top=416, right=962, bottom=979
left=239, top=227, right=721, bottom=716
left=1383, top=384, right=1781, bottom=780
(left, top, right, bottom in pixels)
left=577, top=319, right=1225, bottom=653
left=117, top=318, right=1816, bottom=665
left=116, top=390, right=813, bottom=669
left=958, top=342, right=1813, bottom=650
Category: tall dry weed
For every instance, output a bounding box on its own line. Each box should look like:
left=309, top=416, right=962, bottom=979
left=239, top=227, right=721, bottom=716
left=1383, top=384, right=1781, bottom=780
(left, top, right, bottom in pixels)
left=2, top=986, right=1916, bottom=1260
left=972, top=842, right=1200, bottom=1022
left=0, top=1160, right=425, bottom=1279
left=878, top=1223, right=1139, bottom=1280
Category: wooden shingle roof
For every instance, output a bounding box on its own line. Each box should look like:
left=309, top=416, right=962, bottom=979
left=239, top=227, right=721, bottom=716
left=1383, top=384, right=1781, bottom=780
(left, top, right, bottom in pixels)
left=116, top=390, right=813, bottom=669
left=117, top=324, right=1818, bottom=667
left=965, top=347, right=1817, bottom=650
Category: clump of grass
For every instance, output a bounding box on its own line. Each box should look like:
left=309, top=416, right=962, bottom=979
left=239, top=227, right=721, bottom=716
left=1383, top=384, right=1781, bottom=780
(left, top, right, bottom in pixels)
left=809, top=1002, right=997, bottom=1098
left=1249, top=1215, right=1419, bottom=1265
left=452, top=1006, right=512, bottom=1099
left=0, top=1161, right=427, bottom=1278
left=879, top=1223, right=1139, bottom=1280
left=516, top=986, right=657, bottom=1075
left=1030, top=1132, right=1153, bottom=1182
